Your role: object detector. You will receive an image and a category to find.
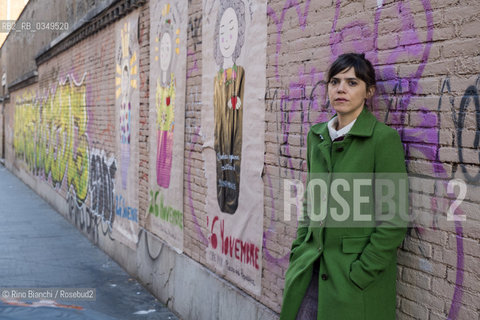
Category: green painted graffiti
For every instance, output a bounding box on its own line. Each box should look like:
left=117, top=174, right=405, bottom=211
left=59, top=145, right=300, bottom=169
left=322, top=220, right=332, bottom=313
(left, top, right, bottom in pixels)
left=148, top=190, right=183, bottom=229
left=13, top=74, right=90, bottom=204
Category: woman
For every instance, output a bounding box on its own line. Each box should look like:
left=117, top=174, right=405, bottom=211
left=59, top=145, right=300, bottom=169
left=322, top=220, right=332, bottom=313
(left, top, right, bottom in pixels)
left=280, top=53, right=408, bottom=320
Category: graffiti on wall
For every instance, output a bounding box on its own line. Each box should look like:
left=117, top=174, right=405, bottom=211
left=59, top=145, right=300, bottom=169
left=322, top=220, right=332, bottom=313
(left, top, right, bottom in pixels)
left=115, top=194, right=139, bottom=222
left=264, top=0, right=433, bottom=259
left=68, top=149, right=117, bottom=243
left=147, top=0, right=187, bottom=252
left=188, top=15, right=202, bottom=51
left=89, top=149, right=117, bottom=225
left=265, top=0, right=477, bottom=317
left=13, top=73, right=90, bottom=205
left=12, top=73, right=117, bottom=243
left=434, top=76, right=480, bottom=318
left=148, top=190, right=182, bottom=228
left=448, top=76, right=480, bottom=184
left=202, top=0, right=266, bottom=295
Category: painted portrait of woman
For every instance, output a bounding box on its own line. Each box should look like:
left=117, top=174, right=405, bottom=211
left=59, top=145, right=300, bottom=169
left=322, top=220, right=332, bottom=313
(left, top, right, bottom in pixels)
left=155, top=8, right=177, bottom=188
left=213, top=0, right=246, bottom=214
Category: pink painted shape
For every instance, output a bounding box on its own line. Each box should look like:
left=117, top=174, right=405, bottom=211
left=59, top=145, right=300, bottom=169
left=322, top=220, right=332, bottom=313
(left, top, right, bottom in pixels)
left=156, top=129, right=173, bottom=188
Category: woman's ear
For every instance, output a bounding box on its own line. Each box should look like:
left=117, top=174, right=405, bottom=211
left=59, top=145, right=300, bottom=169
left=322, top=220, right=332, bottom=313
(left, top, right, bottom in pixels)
left=366, top=86, right=376, bottom=99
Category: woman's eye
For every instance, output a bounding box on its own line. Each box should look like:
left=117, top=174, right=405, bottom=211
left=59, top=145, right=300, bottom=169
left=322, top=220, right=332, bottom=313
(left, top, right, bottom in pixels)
left=329, top=79, right=338, bottom=85
left=349, top=81, right=358, bottom=86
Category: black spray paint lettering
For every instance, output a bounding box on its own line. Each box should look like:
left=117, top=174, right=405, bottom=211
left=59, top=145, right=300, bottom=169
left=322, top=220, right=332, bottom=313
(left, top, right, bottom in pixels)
left=456, top=77, right=480, bottom=183
left=89, top=150, right=117, bottom=223
left=439, top=76, right=480, bottom=184
left=188, top=15, right=202, bottom=51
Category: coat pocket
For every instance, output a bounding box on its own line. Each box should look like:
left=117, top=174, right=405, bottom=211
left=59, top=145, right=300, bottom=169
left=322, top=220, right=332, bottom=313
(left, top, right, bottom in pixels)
left=342, top=236, right=370, bottom=253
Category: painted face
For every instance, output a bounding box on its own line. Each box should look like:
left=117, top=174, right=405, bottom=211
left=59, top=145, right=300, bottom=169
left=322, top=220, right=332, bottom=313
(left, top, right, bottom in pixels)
left=219, top=7, right=238, bottom=59
left=328, top=68, right=373, bottom=118
left=160, top=32, right=172, bottom=72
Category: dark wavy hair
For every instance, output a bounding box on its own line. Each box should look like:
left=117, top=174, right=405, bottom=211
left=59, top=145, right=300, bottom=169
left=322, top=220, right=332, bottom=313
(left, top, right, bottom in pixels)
left=327, top=53, right=376, bottom=90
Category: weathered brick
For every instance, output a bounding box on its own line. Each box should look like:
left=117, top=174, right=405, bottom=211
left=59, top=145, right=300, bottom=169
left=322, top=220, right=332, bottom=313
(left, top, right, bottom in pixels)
left=400, top=298, right=429, bottom=319
left=402, top=267, right=432, bottom=290
left=443, top=38, right=480, bottom=59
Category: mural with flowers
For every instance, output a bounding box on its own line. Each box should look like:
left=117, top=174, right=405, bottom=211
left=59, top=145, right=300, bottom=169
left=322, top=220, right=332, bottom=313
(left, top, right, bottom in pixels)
left=155, top=3, right=179, bottom=188
left=114, top=12, right=140, bottom=247
left=147, top=0, right=187, bottom=252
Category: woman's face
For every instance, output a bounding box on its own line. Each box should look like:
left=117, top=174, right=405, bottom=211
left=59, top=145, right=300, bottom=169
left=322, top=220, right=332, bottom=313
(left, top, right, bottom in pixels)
left=160, top=32, right=172, bottom=72
left=328, top=67, right=374, bottom=118
left=219, top=7, right=238, bottom=59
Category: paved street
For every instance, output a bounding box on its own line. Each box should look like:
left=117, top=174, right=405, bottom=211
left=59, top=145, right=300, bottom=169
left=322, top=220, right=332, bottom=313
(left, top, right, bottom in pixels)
left=0, top=165, right=179, bottom=320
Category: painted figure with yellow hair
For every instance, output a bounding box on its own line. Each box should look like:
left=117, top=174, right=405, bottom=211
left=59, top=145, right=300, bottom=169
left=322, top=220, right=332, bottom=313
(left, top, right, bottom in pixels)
left=155, top=4, right=179, bottom=188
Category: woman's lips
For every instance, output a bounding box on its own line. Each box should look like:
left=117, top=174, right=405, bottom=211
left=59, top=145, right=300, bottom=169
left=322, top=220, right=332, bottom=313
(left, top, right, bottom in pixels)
left=335, top=98, right=348, bottom=102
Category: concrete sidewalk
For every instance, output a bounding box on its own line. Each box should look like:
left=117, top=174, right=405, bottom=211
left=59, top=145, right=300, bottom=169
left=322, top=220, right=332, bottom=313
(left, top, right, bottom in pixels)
left=0, top=165, right=179, bottom=320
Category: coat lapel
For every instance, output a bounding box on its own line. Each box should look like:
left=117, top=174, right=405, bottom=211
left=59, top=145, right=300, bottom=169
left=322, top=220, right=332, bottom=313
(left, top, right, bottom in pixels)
left=311, top=122, right=332, bottom=172
left=309, top=108, right=377, bottom=173
left=347, top=108, right=376, bottom=138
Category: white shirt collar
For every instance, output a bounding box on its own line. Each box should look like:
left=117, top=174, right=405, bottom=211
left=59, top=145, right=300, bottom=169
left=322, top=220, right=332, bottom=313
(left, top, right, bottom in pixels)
left=327, top=116, right=356, bottom=141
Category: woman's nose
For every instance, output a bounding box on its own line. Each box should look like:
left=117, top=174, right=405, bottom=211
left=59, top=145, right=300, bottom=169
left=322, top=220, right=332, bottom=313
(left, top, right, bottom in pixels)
left=337, top=81, right=346, bottom=92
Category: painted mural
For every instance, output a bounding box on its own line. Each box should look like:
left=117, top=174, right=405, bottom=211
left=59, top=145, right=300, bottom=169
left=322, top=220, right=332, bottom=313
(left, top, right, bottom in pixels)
left=213, top=3, right=245, bottom=214
left=147, top=0, right=187, bottom=252
left=6, top=0, right=480, bottom=317
left=201, top=0, right=267, bottom=294
left=11, top=70, right=124, bottom=245
left=13, top=74, right=89, bottom=206
left=114, top=12, right=140, bottom=247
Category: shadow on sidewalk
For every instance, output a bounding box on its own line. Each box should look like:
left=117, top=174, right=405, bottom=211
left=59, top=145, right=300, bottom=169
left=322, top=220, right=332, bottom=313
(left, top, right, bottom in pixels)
left=0, top=166, right=179, bottom=320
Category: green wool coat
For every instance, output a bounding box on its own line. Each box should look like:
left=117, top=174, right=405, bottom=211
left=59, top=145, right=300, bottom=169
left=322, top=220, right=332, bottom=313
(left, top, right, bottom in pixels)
left=280, top=108, right=408, bottom=320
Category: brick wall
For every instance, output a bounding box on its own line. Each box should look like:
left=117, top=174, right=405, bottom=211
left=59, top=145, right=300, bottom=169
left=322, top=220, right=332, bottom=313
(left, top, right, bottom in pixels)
left=263, top=0, right=480, bottom=319
left=183, top=0, right=209, bottom=267
left=138, top=1, right=150, bottom=229
left=3, top=0, right=480, bottom=319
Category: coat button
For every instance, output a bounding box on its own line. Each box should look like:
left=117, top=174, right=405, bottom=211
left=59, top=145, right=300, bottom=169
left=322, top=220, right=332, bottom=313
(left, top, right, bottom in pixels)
left=318, top=246, right=322, bottom=251
left=321, top=274, right=328, bottom=281
left=336, top=147, right=344, bottom=152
